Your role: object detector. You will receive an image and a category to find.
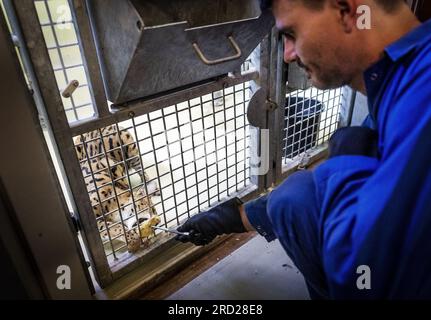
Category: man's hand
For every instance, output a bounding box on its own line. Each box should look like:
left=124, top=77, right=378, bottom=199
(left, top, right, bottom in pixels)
left=328, top=126, right=379, bottom=158
left=175, top=197, right=246, bottom=246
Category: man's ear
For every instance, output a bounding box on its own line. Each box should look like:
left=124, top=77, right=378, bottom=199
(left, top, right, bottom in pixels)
left=330, top=0, right=359, bottom=33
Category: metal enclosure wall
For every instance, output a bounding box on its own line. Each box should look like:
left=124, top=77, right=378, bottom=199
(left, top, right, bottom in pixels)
left=3, top=0, right=345, bottom=292
left=0, top=9, right=92, bottom=298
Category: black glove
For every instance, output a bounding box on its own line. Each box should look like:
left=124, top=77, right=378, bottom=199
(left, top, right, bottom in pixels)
left=328, top=126, right=379, bottom=158
left=175, top=197, right=246, bottom=246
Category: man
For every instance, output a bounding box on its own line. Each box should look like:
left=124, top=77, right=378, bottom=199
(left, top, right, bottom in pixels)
left=176, top=0, right=431, bottom=299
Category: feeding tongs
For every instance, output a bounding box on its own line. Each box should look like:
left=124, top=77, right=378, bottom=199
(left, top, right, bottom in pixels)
left=152, top=225, right=189, bottom=236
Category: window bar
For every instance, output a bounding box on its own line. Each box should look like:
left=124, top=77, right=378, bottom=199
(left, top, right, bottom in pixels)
left=301, top=94, right=311, bottom=154
left=160, top=110, right=181, bottom=226
left=130, top=117, right=159, bottom=234
left=113, top=123, right=145, bottom=240
left=80, top=133, right=117, bottom=259
left=320, top=90, right=328, bottom=142
left=207, top=98, right=218, bottom=206
left=209, top=92, right=222, bottom=203
left=146, top=115, right=169, bottom=229
left=96, top=127, right=134, bottom=254
left=198, top=96, right=214, bottom=208
left=291, top=93, right=299, bottom=158
left=328, top=90, right=339, bottom=137
left=41, top=0, right=80, bottom=120
left=326, top=89, right=334, bottom=139
left=243, top=85, right=248, bottom=183
left=233, top=85, right=238, bottom=193
left=222, top=87, right=230, bottom=197
left=316, top=88, right=324, bottom=145
left=173, top=105, right=191, bottom=225
left=283, top=96, right=290, bottom=163
left=53, top=63, right=82, bottom=72
left=186, top=103, right=202, bottom=219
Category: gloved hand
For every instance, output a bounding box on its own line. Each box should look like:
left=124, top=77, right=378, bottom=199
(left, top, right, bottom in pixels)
left=328, top=126, right=379, bottom=158
left=175, top=197, right=246, bottom=246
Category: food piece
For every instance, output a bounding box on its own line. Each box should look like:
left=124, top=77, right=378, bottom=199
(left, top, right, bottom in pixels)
left=139, top=215, right=161, bottom=237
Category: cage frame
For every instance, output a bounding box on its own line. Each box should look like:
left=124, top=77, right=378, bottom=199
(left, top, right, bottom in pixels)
left=7, top=0, right=348, bottom=289
left=9, top=0, right=279, bottom=288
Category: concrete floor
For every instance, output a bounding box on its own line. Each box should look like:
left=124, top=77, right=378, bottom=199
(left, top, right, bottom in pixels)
left=168, top=236, right=310, bottom=300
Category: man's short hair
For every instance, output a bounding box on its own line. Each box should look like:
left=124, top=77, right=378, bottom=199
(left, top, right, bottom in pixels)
left=259, top=0, right=404, bottom=12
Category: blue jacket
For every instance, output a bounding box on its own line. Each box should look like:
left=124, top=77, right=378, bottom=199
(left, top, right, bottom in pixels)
left=246, top=19, right=431, bottom=298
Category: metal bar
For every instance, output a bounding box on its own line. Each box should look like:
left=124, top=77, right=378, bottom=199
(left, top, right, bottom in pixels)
left=41, top=0, right=79, bottom=121
left=112, top=123, right=148, bottom=243
left=173, top=105, right=191, bottom=225
left=130, top=117, right=157, bottom=227
left=346, top=89, right=357, bottom=127
left=187, top=102, right=202, bottom=218
left=53, top=63, right=83, bottom=71
left=159, top=108, right=181, bottom=227
left=46, top=42, right=79, bottom=50
left=80, top=132, right=118, bottom=259
left=210, top=92, right=221, bottom=202
left=100, top=126, right=138, bottom=253
left=69, top=71, right=259, bottom=137
left=263, top=28, right=281, bottom=188
left=146, top=113, right=169, bottom=230
left=65, top=102, right=93, bottom=112
left=197, top=95, right=211, bottom=207
left=69, top=0, right=110, bottom=118
left=222, top=88, right=230, bottom=196
left=208, top=104, right=218, bottom=203
left=0, top=15, right=93, bottom=299
left=248, top=37, right=269, bottom=190
left=2, top=0, right=79, bottom=215
left=233, top=85, right=238, bottom=193
left=272, top=31, right=287, bottom=184
left=296, top=90, right=306, bottom=157
left=13, top=0, right=112, bottom=287
left=243, top=83, right=248, bottom=186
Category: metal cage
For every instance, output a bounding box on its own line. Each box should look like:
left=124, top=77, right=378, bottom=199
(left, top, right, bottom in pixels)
left=3, top=0, right=345, bottom=290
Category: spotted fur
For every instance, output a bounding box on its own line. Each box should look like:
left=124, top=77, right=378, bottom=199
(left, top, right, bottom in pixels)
left=74, top=125, right=158, bottom=252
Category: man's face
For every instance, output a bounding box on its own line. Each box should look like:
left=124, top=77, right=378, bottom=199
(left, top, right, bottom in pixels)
left=273, top=0, right=360, bottom=89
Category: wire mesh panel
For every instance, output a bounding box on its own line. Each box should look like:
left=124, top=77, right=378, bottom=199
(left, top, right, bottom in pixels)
left=10, top=0, right=265, bottom=286
left=283, top=87, right=343, bottom=164
left=73, top=83, right=253, bottom=264
left=34, top=0, right=95, bottom=123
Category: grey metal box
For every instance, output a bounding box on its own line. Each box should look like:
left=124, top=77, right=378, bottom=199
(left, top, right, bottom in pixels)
left=88, top=0, right=274, bottom=104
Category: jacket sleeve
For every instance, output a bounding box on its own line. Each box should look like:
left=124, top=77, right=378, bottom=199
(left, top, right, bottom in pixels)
left=244, top=194, right=277, bottom=242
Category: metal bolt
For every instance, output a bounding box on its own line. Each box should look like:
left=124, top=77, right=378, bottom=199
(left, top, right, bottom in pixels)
left=62, top=80, right=79, bottom=98
left=128, top=111, right=135, bottom=118
left=266, top=100, right=278, bottom=111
